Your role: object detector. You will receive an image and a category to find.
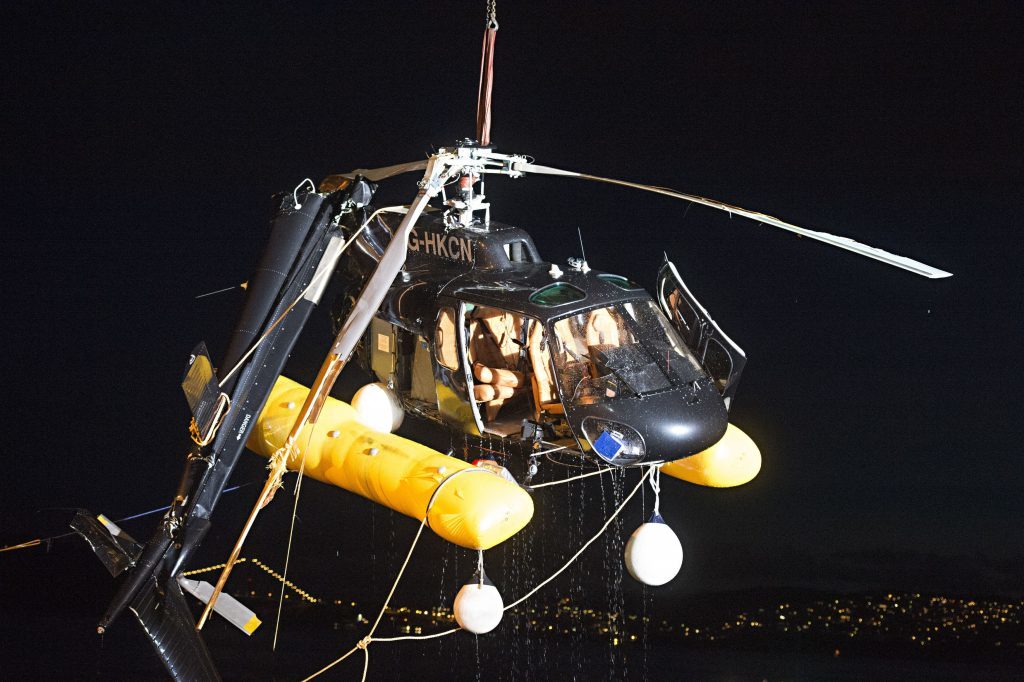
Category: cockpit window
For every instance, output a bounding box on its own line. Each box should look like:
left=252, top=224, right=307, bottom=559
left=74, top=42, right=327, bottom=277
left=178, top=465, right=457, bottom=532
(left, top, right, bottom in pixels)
left=549, top=301, right=704, bottom=404
left=502, top=240, right=535, bottom=263
left=529, top=283, right=586, bottom=306
left=598, top=274, right=643, bottom=290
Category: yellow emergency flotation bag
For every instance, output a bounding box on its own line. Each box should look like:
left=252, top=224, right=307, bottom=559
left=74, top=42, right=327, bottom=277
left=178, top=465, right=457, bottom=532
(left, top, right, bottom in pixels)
left=660, top=423, right=761, bottom=488
left=247, top=376, right=533, bottom=550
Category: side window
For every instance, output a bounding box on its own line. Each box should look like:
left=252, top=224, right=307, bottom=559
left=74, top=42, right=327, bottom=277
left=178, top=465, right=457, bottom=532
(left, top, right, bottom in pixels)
left=503, top=240, right=532, bottom=262
left=703, top=338, right=734, bottom=394
left=664, top=284, right=702, bottom=349
left=530, top=282, right=587, bottom=306
left=657, top=259, right=747, bottom=408
left=435, top=307, right=459, bottom=370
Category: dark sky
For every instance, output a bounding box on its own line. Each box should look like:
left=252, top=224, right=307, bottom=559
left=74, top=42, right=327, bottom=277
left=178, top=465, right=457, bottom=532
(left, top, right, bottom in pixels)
left=2, top=0, right=1022, bottom=616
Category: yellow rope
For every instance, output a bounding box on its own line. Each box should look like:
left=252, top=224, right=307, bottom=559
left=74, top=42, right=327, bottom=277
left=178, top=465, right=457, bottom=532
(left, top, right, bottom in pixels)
left=302, top=520, right=427, bottom=682
left=188, top=392, right=231, bottom=446
left=0, top=538, right=41, bottom=553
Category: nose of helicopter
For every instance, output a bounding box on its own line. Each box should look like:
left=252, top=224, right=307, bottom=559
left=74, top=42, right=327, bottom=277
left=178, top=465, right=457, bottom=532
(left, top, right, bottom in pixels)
left=570, top=379, right=728, bottom=466
left=642, top=382, right=729, bottom=461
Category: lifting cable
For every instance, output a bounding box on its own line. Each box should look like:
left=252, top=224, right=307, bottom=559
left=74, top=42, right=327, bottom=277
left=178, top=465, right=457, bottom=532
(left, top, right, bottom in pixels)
left=475, top=0, right=498, bottom=146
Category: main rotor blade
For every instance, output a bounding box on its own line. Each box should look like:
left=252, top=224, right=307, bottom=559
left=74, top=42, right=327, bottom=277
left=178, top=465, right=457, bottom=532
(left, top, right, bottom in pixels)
left=512, top=161, right=952, bottom=279
left=339, top=159, right=429, bottom=182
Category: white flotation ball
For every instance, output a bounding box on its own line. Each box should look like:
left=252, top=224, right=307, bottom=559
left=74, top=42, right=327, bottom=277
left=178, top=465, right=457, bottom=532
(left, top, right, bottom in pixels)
left=453, top=572, right=504, bottom=634
left=351, top=382, right=404, bottom=433
left=624, top=514, right=683, bottom=586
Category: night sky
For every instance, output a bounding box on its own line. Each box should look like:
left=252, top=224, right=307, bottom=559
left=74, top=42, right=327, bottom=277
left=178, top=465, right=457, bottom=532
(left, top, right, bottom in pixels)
left=2, top=1, right=1022, bottom=678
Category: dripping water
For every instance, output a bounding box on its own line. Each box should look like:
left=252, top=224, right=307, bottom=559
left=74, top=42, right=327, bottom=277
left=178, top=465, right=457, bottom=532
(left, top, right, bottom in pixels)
left=572, top=456, right=587, bottom=679
left=640, top=473, right=651, bottom=680
left=596, top=467, right=614, bottom=677
left=474, top=633, right=481, bottom=681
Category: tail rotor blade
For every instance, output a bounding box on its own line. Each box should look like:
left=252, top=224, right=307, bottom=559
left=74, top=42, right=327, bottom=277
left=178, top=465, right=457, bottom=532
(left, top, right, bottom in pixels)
left=512, top=161, right=952, bottom=279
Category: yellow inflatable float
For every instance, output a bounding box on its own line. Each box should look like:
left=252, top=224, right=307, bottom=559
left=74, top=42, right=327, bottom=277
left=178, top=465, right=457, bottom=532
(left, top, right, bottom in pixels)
left=247, top=376, right=534, bottom=550
left=660, top=423, right=761, bottom=488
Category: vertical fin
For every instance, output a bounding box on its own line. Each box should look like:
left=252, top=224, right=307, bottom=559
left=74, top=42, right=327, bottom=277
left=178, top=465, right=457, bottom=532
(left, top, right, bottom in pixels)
left=129, top=578, right=221, bottom=681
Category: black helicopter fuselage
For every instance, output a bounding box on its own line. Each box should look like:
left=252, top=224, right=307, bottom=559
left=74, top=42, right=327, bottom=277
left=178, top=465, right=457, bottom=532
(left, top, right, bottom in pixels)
left=336, top=211, right=735, bottom=466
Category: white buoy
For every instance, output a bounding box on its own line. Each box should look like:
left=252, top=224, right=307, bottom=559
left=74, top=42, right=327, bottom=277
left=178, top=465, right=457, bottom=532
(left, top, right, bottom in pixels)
left=625, top=467, right=683, bottom=586
left=453, top=567, right=503, bottom=634
left=351, top=382, right=404, bottom=433
left=624, top=513, right=684, bottom=586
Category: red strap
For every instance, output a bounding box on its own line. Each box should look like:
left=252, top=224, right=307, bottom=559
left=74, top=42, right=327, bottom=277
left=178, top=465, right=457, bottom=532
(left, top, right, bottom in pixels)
left=476, top=27, right=497, bottom=146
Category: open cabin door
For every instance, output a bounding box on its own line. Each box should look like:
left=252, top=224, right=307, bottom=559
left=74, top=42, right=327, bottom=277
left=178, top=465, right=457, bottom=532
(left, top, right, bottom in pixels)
left=657, top=259, right=746, bottom=409
left=433, top=301, right=485, bottom=435
left=462, top=304, right=536, bottom=437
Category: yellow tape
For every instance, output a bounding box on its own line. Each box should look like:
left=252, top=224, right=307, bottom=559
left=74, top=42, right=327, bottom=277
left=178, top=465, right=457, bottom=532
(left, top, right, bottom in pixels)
left=243, top=615, right=262, bottom=634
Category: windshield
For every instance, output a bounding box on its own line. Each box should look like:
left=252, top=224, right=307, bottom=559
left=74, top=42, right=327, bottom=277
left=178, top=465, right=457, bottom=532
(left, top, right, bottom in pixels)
left=548, top=301, right=705, bottom=405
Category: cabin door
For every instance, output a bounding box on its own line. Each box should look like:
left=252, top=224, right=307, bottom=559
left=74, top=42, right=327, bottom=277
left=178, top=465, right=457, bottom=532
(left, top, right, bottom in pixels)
left=462, top=304, right=534, bottom=437
left=656, top=259, right=746, bottom=409
left=432, top=301, right=484, bottom=435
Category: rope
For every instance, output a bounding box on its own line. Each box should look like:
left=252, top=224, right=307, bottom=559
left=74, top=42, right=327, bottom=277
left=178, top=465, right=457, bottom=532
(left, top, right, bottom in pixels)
left=293, top=178, right=316, bottom=210
left=372, top=628, right=460, bottom=643
left=531, top=444, right=568, bottom=459
left=189, top=392, right=231, bottom=446
left=272, top=433, right=312, bottom=651
left=503, top=466, right=651, bottom=611
left=194, top=284, right=242, bottom=300
left=301, top=520, right=428, bottom=682
left=0, top=538, right=41, bottom=554
left=304, top=463, right=480, bottom=680
left=0, top=483, right=255, bottom=554
left=529, top=465, right=613, bottom=489
left=650, top=465, right=662, bottom=517
left=422, top=467, right=493, bottom=529
left=303, top=465, right=654, bottom=681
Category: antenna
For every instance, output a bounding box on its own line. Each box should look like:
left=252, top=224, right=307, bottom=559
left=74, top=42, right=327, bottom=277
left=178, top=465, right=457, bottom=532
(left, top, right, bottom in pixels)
left=570, top=227, right=591, bottom=273
left=577, top=227, right=587, bottom=263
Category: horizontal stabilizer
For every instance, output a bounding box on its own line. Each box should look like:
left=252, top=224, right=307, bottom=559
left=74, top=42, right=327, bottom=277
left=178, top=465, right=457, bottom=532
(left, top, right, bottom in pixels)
left=178, top=576, right=261, bottom=635
left=182, top=342, right=228, bottom=444
left=130, top=577, right=221, bottom=681
left=70, top=509, right=142, bottom=577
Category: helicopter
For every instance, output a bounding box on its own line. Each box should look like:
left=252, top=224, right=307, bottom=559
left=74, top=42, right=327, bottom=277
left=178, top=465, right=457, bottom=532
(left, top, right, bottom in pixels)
left=68, top=141, right=950, bottom=681
left=318, top=141, right=949, bottom=475
left=323, top=151, right=747, bottom=469
left=64, top=9, right=954, bottom=676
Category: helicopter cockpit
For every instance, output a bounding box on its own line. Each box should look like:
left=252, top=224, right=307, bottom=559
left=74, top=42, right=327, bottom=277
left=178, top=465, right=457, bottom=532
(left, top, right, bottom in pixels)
left=448, top=290, right=729, bottom=466
left=354, top=233, right=742, bottom=465
left=547, top=301, right=705, bottom=406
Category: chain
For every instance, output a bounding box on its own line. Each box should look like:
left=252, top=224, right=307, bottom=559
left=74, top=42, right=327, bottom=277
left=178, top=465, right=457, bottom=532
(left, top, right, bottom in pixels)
left=487, top=0, right=498, bottom=29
